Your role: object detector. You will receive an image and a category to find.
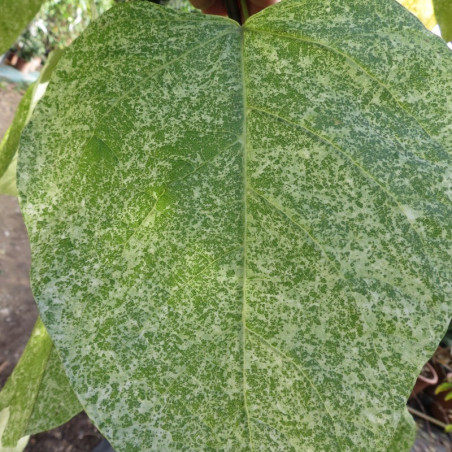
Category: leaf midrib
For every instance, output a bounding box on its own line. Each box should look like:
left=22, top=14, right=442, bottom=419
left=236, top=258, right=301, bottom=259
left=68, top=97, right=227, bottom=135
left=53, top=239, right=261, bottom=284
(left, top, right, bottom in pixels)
left=241, top=25, right=344, bottom=452
left=240, top=26, right=253, bottom=452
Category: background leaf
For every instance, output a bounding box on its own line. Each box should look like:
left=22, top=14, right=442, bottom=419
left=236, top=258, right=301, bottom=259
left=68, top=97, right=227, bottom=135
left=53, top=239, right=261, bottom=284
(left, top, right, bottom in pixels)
left=18, top=0, right=452, bottom=450
left=0, top=0, right=46, bottom=55
left=0, top=87, right=33, bottom=197
left=433, top=0, right=452, bottom=42
left=397, top=0, right=452, bottom=42
left=397, top=0, right=437, bottom=29
left=0, top=49, right=64, bottom=197
left=0, top=318, right=82, bottom=448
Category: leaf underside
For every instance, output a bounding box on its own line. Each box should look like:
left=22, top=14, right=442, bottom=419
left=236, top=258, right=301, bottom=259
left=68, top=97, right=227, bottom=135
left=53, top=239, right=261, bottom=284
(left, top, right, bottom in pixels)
left=18, top=0, right=452, bottom=450
left=0, top=86, right=33, bottom=197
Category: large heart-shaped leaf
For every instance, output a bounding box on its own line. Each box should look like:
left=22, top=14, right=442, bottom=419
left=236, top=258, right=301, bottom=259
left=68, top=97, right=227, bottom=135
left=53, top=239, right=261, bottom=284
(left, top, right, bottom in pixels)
left=0, top=48, right=82, bottom=449
left=18, top=0, right=452, bottom=450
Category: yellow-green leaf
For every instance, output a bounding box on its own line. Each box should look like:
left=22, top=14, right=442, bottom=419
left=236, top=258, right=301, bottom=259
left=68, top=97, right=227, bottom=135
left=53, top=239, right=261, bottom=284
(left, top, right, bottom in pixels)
left=0, top=318, right=82, bottom=448
left=0, top=49, right=64, bottom=196
left=0, top=0, right=46, bottom=55
left=433, top=0, right=452, bottom=42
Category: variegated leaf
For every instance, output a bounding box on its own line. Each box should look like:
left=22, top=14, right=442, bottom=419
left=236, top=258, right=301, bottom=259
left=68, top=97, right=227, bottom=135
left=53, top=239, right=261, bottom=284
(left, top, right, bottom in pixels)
left=18, top=1, right=452, bottom=450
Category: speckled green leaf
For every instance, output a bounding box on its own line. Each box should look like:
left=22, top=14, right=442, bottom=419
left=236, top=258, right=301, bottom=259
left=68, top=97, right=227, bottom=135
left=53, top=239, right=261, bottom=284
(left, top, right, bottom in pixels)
left=386, top=409, right=416, bottom=452
left=17, top=0, right=452, bottom=450
left=0, top=0, right=46, bottom=55
left=433, top=0, right=452, bottom=41
left=0, top=318, right=82, bottom=448
left=0, top=49, right=64, bottom=197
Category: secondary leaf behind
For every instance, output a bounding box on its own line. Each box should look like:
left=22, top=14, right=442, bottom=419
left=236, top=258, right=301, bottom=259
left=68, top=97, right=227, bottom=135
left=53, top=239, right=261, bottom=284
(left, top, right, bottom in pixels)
left=0, top=0, right=46, bottom=55
left=0, top=49, right=65, bottom=197
left=0, top=318, right=82, bottom=448
left=433, top=0, right=452, bottom=41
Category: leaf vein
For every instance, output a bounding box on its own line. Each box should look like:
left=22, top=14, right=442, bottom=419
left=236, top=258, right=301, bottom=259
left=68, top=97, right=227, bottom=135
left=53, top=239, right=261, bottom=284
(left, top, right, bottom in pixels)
left=245, top=326, right=343, bottom=451
left=241, top=28, right=254, bottom=451
left=246, top=27, right=441, bottom=150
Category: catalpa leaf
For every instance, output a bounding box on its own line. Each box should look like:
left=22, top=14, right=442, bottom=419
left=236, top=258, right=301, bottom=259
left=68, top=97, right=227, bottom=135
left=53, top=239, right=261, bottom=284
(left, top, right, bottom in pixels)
left=0, top=0, right=46, bottom=55
left=0, top=318, right=82, bottom=448
left=18, top=0, right=452, bottom=450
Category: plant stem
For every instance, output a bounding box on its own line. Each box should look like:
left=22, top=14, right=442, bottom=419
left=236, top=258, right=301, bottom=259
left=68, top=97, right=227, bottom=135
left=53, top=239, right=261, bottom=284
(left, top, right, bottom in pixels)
left=240, top=0, right=249, bottom=23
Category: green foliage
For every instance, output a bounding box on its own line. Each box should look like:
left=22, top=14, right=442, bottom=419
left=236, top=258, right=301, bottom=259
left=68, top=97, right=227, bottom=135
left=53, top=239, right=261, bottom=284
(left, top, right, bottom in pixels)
left=397, top=0, right=452, bottom=42
left=6, top=0, right=115, bottom=63
left=435, top=380, right=452, bottom=395
left=35, top=0, right=115, bottom=52
left=433, top=0, right=452, bottom=42
left=0, top=0, right=46, bottom=55
left=0, top=318, right=81, bottom=448
left=11, top=28, right=46, bottom=62
left=0, top=86, right=33, bottom=196
left=0, top=49, right=64, bottom=197
left=434, top=376, right=452, bottom=433
left=166, top=0, right=196, bottom=12
left=16, top=0, right=452, bottom=450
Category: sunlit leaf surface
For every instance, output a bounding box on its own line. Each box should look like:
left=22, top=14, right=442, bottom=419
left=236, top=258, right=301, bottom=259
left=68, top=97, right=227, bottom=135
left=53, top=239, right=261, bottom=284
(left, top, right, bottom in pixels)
left=397, top=0, right=436, bottom=29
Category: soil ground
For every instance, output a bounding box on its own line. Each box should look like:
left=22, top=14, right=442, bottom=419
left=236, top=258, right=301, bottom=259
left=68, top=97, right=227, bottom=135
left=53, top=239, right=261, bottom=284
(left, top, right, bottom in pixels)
left=0, top=81, right=450, bottom=451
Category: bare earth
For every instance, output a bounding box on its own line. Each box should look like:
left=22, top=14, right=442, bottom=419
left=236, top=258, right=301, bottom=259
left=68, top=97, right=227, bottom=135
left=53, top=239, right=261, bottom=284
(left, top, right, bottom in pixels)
left=0, top=83, right=23, bottom=138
